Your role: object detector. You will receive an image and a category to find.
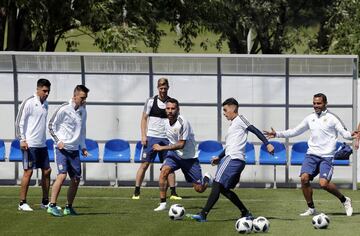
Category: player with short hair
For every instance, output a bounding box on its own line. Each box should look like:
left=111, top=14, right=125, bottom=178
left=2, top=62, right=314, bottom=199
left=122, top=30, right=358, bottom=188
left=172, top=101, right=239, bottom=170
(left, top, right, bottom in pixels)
left=132, top=78, right=180, bottom=200
left=16, top=78, right=52, bottom=211
left=264, top=93, right=355, bottom=216
left=190, top=97, right=274, bottom=222
left=153, top=98, right=211, bottom=211
left=47, top=85, right=90, bottom=216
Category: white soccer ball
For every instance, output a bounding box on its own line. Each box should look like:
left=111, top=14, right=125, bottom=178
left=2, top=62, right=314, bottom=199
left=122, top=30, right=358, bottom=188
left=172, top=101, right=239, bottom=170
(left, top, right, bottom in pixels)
left=235, top=217, right=253, bottom=234
left=252, top=216, right=270, bottom=233
left=168, top=204, right=185, bottom=220
left=312, top=213, right=330, bottom=229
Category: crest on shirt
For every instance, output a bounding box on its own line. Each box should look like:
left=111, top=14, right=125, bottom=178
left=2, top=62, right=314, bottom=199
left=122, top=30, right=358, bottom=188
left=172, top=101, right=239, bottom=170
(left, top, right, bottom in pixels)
left=323, top=118, right=327, bottom=122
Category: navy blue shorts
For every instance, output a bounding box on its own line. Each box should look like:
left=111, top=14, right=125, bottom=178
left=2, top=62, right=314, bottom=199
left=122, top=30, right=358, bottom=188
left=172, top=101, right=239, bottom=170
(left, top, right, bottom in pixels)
left=300, top=154, right=333, bottom=181
left=141, top=136, right=169, bottom=163
left=22, top=147, right=50, bottom=170
left=55, top=148, right=81, bottom=179
left=162, top=152, right=203, bottom=185
left=214, top=156, right=246, bottom=190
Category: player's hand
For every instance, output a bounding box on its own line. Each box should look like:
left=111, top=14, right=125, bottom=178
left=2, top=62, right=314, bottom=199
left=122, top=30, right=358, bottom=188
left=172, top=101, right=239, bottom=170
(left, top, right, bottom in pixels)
left=264, top=127, right=276, bottom=139
left=266, top=143, right=275, bottom=155
left=211, top=156, right=220, bottom=166
left=351, top=131, right=359, bottom=138
left=152, top=144, right=163, bottom=151
left=82, top=148, right=88, bottom=157
left=20, top=140, right=28, bottom=150
left=141, top=136, right=147, bottom=146
left=57, top=141, right=65, bottom=149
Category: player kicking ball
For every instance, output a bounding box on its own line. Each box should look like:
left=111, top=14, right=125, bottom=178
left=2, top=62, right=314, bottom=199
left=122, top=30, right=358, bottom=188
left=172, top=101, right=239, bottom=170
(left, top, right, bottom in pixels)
left=190, top=98, right=274, bottom=222
left=153, top=98, right=212, bottom=211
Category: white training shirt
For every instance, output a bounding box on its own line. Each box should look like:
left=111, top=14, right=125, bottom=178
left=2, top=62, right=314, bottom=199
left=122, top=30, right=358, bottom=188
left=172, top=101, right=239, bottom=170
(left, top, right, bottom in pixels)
left=143, top=97, right=167, bottom=138
left=48, top=99, right=87, bottom=151
left=15, top=94, right=48, bottom=148
left=225, top=115, right=251, bottom=161
left=165, top=115, right=197, bottom=159
left=276, top=110, right=352, bottom=157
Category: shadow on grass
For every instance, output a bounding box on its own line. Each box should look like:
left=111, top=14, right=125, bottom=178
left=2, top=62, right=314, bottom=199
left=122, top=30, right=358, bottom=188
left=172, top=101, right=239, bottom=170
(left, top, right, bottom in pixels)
left=210, top=216, right=296, bottom=222
left=179, top=196, right=210, bottom=199
left=77, top=212, right=127, bottom=216
left=327, top=212, right=360, bottom=216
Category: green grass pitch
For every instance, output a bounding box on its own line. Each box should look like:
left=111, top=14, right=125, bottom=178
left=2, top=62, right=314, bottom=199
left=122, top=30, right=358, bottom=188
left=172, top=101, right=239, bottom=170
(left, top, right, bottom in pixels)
left=1, top=186, right=359, bottom=235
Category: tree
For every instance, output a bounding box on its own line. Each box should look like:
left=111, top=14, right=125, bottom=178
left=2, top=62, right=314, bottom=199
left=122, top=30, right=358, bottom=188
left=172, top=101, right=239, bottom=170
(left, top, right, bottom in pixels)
left=167, top=0, right=332, bottom=54
left=0, top=0, right=166, bottom=52
left=324, top=0, right=360, bottom=55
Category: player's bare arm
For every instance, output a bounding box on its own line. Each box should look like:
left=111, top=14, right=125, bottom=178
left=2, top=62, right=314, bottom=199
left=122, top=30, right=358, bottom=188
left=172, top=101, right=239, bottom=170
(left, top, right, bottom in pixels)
left=152, top=140, right=186, bottom=152
left=140, top=112, right=148, bottom=146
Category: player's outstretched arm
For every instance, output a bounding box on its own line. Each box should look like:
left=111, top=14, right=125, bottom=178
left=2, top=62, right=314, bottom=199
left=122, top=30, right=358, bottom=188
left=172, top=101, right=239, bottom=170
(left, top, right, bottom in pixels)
left=248, top=125, right=274, bottom=155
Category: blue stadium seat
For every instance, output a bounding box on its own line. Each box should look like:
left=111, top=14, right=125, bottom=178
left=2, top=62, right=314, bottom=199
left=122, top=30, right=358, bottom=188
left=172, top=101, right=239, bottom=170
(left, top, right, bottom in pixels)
left=103, top=139, right=131, bottom=163
left=259, top=141, right=286, bottom=189
left=245, top=142, right=256, bottom=165
left=134, top=141, right=162, bottom=163
left=46, top=139, right=55, bottom=162
left=259, top=141, right=287, bottom=165
left=80, top=138, right=99, bottom=162
left=9, top=139, right=22, bottom=161
left=291, top=141, right=308, bottom=165
left=333, top=142, right=350, bottom=166
left=198, top=140, right=223, bottom=164
left=0, top=139, right=5, bottom=161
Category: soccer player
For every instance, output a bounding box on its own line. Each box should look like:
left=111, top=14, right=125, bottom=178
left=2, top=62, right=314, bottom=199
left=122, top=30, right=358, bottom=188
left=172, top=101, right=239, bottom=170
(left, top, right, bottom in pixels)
left=16, top=78, right=52, bottom=211
left=132, top=78, right=180, bottom=200
left=264, top=93, right=355, bottom=216
left=190, top=98, right=274, bottom=222
left=47, top=85, right=89, bottom=217
left=153, top=98, right=211, bottom=211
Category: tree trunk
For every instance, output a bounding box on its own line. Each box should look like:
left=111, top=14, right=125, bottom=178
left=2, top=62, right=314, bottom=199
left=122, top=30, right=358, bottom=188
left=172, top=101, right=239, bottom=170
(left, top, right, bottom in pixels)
left=16, top=7, right=34, bottom=50
left=6, top=0, right=16, bottom=50
left=0, top=7, right=6, bottom=50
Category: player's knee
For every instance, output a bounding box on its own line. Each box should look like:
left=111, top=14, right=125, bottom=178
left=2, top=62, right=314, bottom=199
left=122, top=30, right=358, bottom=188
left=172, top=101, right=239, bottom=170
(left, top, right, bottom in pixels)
left=23, top=169, right=33, bottom=178
left=160, top=167, right=171, bottom=179
left=319, top=180, right=329, bottom=189
left=71, top=177, right=81, bottom=185
left=140, top=162, right=150, bottom=171
left=57, top=173, right=67, bottom=182
left=193, top=183, right=206, bottom=193
left=43, top=168, right=51, bottom=176
left=300, top=174, right=310, bottom=186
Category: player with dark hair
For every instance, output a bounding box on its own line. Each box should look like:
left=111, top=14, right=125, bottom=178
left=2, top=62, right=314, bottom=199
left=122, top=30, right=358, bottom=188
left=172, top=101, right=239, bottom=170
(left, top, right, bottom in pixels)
left=132, top=78, right=180, bottom=200
left=153, top=98, right=211, bottom=211
left=47, top=85, right=90, bottom=216
left=16, top=78, right=52, bottom=211
left=264, top=93, right=355, bottom=216
left=190, top=97, right=274, bottom=222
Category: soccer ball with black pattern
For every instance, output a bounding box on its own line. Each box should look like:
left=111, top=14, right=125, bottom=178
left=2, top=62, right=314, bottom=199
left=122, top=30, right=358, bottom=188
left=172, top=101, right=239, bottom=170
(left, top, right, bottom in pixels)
left=312, top=213, right=330, bottom=229
left=252, top=216, right=270, bottom=233
left=235, top=217, right=253, bottom=234
left=168, top=204, right=185, bottom=220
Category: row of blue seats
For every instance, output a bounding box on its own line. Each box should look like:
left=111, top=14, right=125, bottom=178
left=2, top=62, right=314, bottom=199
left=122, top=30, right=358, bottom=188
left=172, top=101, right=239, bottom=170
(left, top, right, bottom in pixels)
left=198, top=140, right=350, bottom=166
left=0, top=139, right=350, bottom=166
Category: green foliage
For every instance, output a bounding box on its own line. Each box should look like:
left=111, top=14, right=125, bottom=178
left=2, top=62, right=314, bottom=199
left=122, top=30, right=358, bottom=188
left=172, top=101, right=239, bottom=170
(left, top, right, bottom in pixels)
left=327, top=0, right=360, bottom=55
left=94, top=25, right=148, bottom=53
